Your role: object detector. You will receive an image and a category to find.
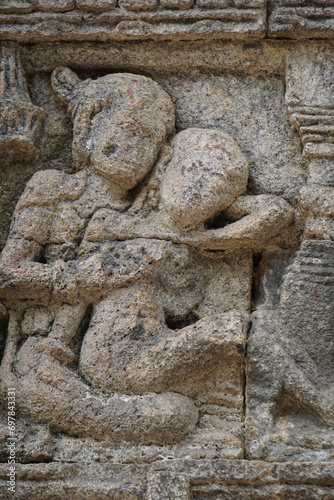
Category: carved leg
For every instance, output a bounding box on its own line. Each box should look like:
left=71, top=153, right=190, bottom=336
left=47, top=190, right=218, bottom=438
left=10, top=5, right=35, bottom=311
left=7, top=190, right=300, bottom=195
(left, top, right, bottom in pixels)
left=1, top=310, right=198, bottom=445
left=79, top=286, right=247, bottom=394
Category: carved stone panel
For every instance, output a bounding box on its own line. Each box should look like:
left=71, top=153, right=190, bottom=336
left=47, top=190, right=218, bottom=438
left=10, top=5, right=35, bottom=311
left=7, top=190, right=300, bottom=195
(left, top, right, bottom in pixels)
left=0, top=0, right=266, bottom=41
left=0, top=6, right=334, bottom=499
left=269, top=0, right=334, bottom=37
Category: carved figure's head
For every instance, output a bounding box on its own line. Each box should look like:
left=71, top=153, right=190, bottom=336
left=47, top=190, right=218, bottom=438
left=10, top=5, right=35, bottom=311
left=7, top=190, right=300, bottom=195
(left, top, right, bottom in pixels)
left=161, top=128, right=249, bottom=229
left=51, top=67, right=175, bottom=190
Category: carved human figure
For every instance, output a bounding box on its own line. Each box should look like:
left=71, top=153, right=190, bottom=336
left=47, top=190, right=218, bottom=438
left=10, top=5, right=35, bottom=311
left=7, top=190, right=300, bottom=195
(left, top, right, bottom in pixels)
left=0, top=68, right=293, bottom=444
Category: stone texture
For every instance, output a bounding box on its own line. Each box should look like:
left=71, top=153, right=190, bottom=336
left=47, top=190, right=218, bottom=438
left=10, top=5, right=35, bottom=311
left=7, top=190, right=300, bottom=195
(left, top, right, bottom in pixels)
left=29, top=0, right=76, bottom=12
left=160, top=0, right=194, bottom=8
left=161, top=128, right=249, bottom=229
left=1, top=460, right=334, bottom=499
left=147, top=471, right=190, bottom=499
left=0, top=69, right=257, bottom=456
left=6, top=0, right=334, bottom=42
left=0, top=1, right=266, bottom=42
left=51, top=68, right=175, bottom=188
left=0, top=7, right=334, bottom=499
left=77, top=0, right=117, bottom=12
left=119, top=0, right=159, bottom=11
left=269, top=0, right=334, bottom=38
left=245, top=44, right=334, bottom=464
left=0, top=42, right=45, bottom=163
left=197, top=0, right=230, bottom=7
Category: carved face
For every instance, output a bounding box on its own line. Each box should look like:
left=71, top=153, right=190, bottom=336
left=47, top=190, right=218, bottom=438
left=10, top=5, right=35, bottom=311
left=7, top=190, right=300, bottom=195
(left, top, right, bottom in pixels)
left=51, top=68, right=175, bottom=191
left=85, top=110, right=166, bottom=190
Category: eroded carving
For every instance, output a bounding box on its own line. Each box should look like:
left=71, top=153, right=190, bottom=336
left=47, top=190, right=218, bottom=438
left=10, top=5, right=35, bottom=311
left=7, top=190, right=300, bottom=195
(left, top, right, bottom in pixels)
left=246, top=47, right=334, bottom=460
left=0, top=68, right=293, bottom=447
left=269, top=0, right=334, bottom=37
left=0, top=42, right=45, bottom=162
left=0, top=1, right=266, bottom=42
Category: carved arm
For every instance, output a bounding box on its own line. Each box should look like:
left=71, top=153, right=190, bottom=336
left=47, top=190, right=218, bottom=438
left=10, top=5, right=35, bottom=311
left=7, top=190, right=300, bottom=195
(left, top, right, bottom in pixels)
left=189, top=194, right=295, bottom=250
left=81, top=194, right=294, bottom=251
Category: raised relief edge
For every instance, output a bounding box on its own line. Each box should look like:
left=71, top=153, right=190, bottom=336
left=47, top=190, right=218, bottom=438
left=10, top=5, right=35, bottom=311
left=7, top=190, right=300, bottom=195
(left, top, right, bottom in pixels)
left=0, top=1, right=266, bottom=41
left=269, top=0, right=334, bottom=38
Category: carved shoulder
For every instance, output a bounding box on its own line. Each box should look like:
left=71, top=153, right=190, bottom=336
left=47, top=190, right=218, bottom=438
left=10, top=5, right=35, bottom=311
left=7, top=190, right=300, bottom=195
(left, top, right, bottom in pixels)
left=16, top=170, right=87, bottom=211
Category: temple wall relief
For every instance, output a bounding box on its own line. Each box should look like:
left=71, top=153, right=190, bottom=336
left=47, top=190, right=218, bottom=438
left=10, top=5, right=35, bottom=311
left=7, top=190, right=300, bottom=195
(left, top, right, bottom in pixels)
left=0, top=3, right=333, bottom=498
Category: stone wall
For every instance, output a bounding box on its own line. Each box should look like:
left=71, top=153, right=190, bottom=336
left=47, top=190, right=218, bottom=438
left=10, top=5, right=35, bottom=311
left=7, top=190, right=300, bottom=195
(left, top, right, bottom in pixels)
left=0, top=1, right=333, bottom=499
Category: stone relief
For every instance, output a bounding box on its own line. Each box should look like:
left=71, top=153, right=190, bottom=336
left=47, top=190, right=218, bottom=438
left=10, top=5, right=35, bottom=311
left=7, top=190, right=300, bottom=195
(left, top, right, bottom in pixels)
left=0, top=42, right=45, bottom=163
left=0, top=67, right=294, bottom=447
left=269, top=0, right=334, bottom=37
left=0, top=23, right=333, bottom=497
left=246, top=46, right=334, bottom=461
left=0, top=0, right=266, bottom=41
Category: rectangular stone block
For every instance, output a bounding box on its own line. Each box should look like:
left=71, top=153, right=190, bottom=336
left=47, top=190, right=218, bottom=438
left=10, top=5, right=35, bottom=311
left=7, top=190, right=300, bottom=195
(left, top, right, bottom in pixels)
left=119, top=0, right=158, bottom=11
left=76, top=0, right=117, bottom=11
left=30, top=0, right=76, bottom=12
left=0, top=1, right=266, bottom=40
left=197, top=0, right=265, bottom=6
left=234, top=0, right=265, bottom=6
left=160, top=0, right=194, bottom=8
left=196, top=0, right=230, bottom=7
left=0, top=1, right=33, bottom=13
left=2, top=461, right=334, bottom=499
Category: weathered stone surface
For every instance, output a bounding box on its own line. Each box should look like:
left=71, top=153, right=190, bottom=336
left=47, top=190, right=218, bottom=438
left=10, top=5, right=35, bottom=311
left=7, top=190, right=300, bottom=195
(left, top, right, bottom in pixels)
left=119, top=0, right=159, bottom=12
left=77, top=0, right=117, bottom=12
left=5, top=0, right=334, bottom=42
left=1, top=460, right=334, bottom=499
left=51, top=67, right=175, bottom=188
left=197, top=0, right=230, bottom=7
left=0, top=1, right=267, bottom=42
left=0, top=42, right=45, bottom=163
left=29, top=0, right=76, bottom=12
left=269, top=0, right=334, bottom=38
left=1, top=6, right=334, bottom=498
left=0, top=69, right=258, bottom=460
left=160, top=0, right=194, bottom=8
left=161, top=128, right=249, bottom=229
left=245, top=43, right=334, bottom=464
left=147, top=471, right=191, bottom=499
